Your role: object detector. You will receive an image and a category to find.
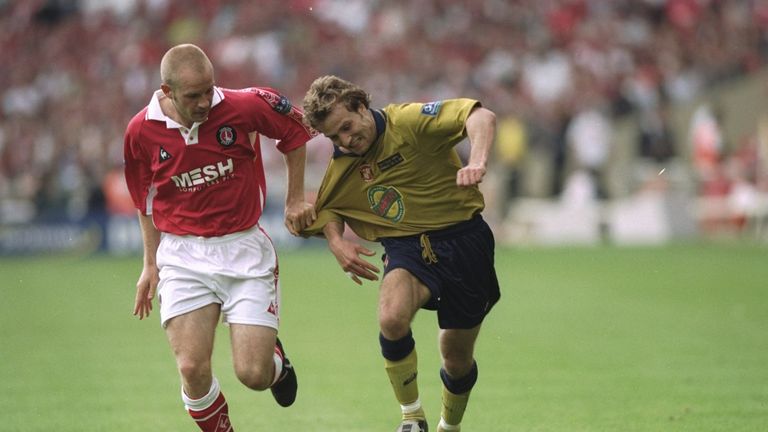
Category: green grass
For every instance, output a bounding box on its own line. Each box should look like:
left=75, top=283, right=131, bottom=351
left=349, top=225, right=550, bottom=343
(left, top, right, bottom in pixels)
left=1, top=244, right=767, bottom=431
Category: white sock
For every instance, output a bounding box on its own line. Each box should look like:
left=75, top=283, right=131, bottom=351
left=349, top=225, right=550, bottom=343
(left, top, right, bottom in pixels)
left=438, top=417, right=460, bottom=431
left=182, top=377, right=220, bottom=411
left=401, top=398, right=422, bottom=414
left=271, top=351, right=284, bottom=386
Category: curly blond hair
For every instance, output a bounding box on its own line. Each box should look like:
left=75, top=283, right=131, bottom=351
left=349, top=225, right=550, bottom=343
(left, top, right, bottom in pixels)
left=302, top=75, right=371, bottom=129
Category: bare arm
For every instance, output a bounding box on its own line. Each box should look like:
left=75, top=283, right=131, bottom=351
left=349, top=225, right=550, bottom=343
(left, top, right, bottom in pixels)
left=323, top=220, right=380, bottom=285
left=457, top=106, right=496, bottom=187
left=283, top=146, right=317, bottom=235
left=134, top=211, right=160, bottom=319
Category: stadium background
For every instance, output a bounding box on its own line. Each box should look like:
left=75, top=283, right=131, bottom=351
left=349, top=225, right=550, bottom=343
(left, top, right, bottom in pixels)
left=1, top=0, right=767, bottom=254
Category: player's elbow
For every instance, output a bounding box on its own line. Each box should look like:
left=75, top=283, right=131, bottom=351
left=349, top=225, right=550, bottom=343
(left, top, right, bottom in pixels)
left=479, top=107, right=496, bottom=125
left=468, top=107, right=496, bottom=130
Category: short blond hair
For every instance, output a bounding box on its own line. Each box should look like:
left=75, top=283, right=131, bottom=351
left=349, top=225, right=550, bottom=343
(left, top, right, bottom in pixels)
left=160, top=44, right=213, bottom=88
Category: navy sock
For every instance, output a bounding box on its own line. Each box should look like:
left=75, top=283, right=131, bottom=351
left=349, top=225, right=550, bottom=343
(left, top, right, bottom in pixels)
left=440, top=361, right=478, bottom=394
left=379, top=330, right=415, bottom=361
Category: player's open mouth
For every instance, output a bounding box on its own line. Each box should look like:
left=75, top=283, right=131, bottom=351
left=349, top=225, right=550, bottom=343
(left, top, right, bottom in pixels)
left=351, top=136, right=366, bottom=149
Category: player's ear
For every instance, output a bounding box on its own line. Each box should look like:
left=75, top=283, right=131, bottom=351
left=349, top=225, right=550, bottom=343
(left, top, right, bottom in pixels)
left=160, top=83, right=172, bottom=98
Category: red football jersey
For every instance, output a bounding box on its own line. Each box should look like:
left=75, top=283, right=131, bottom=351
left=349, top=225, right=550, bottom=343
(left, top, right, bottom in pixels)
left=124, top=86, right=313, bottom=237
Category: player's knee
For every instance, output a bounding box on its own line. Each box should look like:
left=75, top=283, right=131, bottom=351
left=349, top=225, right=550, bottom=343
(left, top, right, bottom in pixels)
left=378, top=310, right=411, bottom=339
left=235, top=364, right=273, bottom=391
left=441, top=349, right=476, bottom=378
left=177, top=358, right=211, bottom=381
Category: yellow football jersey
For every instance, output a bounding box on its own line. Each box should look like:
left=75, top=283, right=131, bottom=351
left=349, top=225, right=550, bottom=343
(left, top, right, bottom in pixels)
left=303, top=98, right=485, bottom=241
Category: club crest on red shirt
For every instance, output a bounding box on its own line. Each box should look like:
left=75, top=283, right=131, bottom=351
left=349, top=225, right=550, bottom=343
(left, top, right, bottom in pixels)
left=216, top=126, right=237, bottom=147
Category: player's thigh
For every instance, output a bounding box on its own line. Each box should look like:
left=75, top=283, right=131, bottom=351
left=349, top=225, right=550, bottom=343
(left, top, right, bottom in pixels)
left=165, top=303, right=221, bottom=365
left=229, top=324, right=278, bottom=373
left=439, top=325, right=481, bottom=374
left=379, top=268, right=432, bottom=322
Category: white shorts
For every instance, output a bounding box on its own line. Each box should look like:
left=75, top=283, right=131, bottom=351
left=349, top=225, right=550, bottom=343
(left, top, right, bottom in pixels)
left=156, top=225, right=280, bottom=329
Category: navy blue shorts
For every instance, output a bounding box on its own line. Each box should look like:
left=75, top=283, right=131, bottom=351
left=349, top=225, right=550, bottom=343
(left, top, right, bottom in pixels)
left=380, top=214, right=501, bottom=329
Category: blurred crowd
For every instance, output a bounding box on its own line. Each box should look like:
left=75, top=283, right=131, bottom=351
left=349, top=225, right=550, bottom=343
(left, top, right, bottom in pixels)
left=1, top=0, right=767, bottom=232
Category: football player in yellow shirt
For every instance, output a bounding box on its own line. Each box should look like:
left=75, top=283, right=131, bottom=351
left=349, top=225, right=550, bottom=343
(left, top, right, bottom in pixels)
left=301, top=75, right=501, bottom=432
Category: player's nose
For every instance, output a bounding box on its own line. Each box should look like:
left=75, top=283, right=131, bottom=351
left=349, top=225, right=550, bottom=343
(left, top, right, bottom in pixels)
left=340, top=133, right=354, bottom=149
left=197, top=97, right=211, bottom=110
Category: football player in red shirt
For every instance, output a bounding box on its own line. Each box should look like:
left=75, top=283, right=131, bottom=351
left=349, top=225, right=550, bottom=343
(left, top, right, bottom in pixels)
left=124, top=44, right=316, bottom=432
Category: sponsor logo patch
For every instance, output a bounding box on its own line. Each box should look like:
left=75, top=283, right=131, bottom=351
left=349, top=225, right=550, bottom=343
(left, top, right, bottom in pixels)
left=216, top=126, right=237, bottom=147
left=368, top=185, right=405, bottom=223
left=421, top=101, right=442, bottom=116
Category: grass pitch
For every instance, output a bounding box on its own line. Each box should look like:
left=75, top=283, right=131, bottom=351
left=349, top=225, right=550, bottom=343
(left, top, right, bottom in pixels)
left=1, top=244, right=766, bottom=431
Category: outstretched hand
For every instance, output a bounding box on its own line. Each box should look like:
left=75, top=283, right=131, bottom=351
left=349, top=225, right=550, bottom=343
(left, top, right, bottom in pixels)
left=329, top=238, right=380, bottom=285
